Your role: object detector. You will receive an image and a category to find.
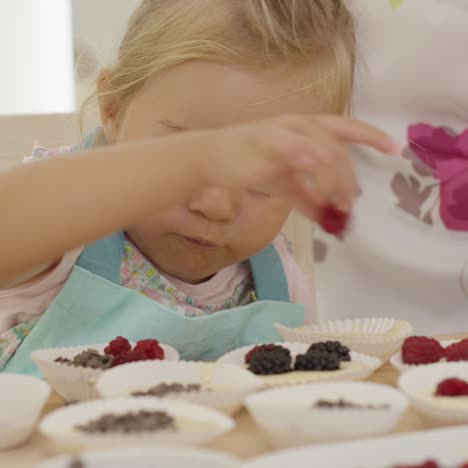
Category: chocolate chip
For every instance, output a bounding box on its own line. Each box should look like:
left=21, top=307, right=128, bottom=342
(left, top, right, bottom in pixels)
left=55, top=349, right=113, bottom=369
left=313, top=399, right=390, bottom=409
left=69, top=458, right=85, bottom=468
left=55, top=356, right=72, bottom=364
left=76, top=410, right=175, bottom=434
left=132, top=383, right=202, bottom=397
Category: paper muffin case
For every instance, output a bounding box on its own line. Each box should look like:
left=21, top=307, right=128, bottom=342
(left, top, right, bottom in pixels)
left=217, top=343, right=381, bottom=387
left=0, top=374, right=51, bottom=450
left=36, top=447, right=240, bottom=468
left=275, top=318, right=413, bottom=361
left=31, top=343, right=180, bottom=402
left=398, top=362, right=468, bottom=426
left=390, top=340, right=457, bottom=373
left=96, top=361, right=263, bottom=415
left=39, top=397, right=235, bottom=451
left=245, top=382, right=409, bottom=449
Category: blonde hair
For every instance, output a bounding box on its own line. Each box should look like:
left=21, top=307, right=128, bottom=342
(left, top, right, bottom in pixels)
left=85, top=0, right=356, bottom=304
left=91, top=0, right=354, bottom=116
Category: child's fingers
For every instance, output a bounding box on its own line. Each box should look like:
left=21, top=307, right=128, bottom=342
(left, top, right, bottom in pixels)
left=284, top=174, right=323, bottom=221
left=281, top=114, right=395, bottom=155
left=312, top=160, right=355, bottom=212
left=314, top=116, right=399, bottom=155
left=289, top=136, right=358, bottom=211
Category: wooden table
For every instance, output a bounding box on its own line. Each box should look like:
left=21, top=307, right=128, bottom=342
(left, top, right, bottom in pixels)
left=1, top=336, right=462, bottom=467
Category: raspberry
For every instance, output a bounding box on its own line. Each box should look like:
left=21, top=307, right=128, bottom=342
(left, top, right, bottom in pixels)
left=248, top=347, right=292, bottom=375
left=104, top=336, right=131, bottom=357
left=111, top=349, right=149, bottom=367
left=401, top=336, right=445, bottom=365
left=435, top=378, right=468, bottom=396
left=134, top=339, right=165, bottom=360
left=245, top=344, right=279, bottom=363
left=393, top=462, right=439, bottom=468
left=319, top=204, right=349, bottom=238
left=307, top=341, right=351, bottom=361
left=445, top=338, right=468, bottom=362
left=294, top=350, right=340, bottom=371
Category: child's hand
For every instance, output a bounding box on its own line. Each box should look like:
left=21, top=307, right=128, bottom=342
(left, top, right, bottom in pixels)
left=205, top=115, right=396, bottom=221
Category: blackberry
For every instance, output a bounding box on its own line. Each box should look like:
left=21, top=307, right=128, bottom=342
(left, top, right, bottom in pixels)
left=307, top=341, right=351, bottom=361
left=294, top=350, right=340, bottom=371
left=245, top=344, right=283, bottom=363
left=248, top=347, right=292, bottom=375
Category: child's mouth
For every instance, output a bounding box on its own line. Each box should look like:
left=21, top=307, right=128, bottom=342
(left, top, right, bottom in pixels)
left=180, top=236, right=219, bottom=248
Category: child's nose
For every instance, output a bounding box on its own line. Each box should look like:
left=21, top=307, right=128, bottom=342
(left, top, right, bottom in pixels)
left=188, top=187, right=239, bottom=222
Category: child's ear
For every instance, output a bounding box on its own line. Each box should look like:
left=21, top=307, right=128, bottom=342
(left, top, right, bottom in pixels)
left=97, top=69, right=122, bottom=144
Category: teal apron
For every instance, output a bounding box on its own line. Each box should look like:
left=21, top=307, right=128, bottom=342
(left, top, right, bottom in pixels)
left=4, top=132, right=304, bottom=376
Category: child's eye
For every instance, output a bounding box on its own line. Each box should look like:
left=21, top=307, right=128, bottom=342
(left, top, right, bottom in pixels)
left=248, top=190, right=271, bottom=199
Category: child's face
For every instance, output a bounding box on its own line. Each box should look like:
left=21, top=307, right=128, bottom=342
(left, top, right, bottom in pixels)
left=101, top=60, right=326, bottom=283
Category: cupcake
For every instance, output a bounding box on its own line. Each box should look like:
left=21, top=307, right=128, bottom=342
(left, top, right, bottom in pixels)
left=245, top=382, right=408, bottom=448
left=39, top=397, right=234, bottom=450
left=391, top=337, right=468, bottom=373
left=35, top=447, right=239, bottom=468
left=97, top=361, right=263, bottom=415
left=0, top=374, right=50, bottom=450
left=31, top=336, right=179, bottom=402
left=398, top=362, right=468, bottom=426
left=218, top=342, right=381, bottom=386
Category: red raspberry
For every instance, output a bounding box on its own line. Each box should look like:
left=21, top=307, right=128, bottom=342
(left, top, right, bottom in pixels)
left=319, top=205, right=349, bottom=238
left=104, top=336, right=131, bottom=356
left=133, top=339, right=165, bottom=360
left=435, top=378, right=468, bottom=396
left=111, top=348, right=149, bottom=367
left=393, top=462, right=439, bottom=468
left=245, top=344, right=277, bottom=363
left=401, top=336, right=445, bottom=365
left=445, top=338, right=468, bottom=362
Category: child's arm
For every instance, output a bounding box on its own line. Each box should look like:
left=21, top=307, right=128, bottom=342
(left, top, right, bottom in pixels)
left=0, top=134, right=206, bottom=287
left=0, top=115, right=395, bottom=287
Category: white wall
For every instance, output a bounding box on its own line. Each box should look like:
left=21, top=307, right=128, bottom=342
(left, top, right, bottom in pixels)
left=0, top=0, right=75, bottom=115
left=0, top=0, right=140, bottom=116
left=72, top=0, right=140, bottom=122
left=72, top=0, right=140, bottom=66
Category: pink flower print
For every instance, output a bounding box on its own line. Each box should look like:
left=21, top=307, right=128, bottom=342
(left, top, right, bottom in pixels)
left=391, top=173, right=432, bottom=219
left=313, top=239, right=327, bottom=263
left=402, top=147, right=434, bottom=178
left=408, top=124, right=468, bottom=231
left=445, top=183, right=468, bottom=226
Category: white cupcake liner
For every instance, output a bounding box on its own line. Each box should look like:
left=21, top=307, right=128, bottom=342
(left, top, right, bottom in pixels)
left=275, top=318, right=413, bottom=361
left=96, top=361, right=263, bottom=415
left=217, top=342, right=381, bottom=387
left=305, top=318, right=398, bottom=336
left=245, top=382, right=409, bottom=449
left=31, top=343, right=179, bottom=402
left=0, top=374, right=51, bottom=450
left=39, top=397, right=235, bottom=451
left=35, top=447, right=239, bottom=468
left=398, top=362, right=468, bottom=425
left=390, top=340, right=457, bottom=373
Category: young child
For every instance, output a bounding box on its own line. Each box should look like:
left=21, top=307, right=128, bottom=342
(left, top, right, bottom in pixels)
left=314, top=0, right=468, bottom=334
left=0, top=0, right=394, bottom=374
